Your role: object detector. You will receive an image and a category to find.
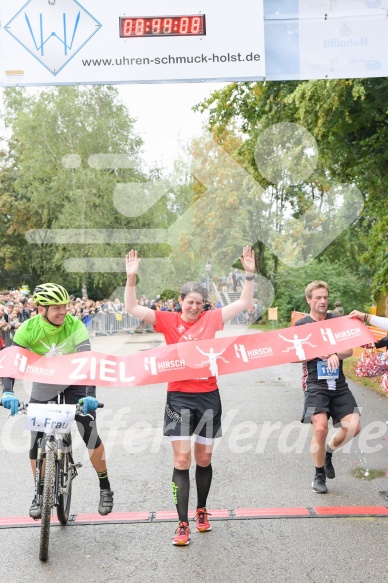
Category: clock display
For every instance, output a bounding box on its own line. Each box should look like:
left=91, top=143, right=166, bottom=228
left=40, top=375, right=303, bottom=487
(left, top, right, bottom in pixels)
left=120, top=15, right=206, bottom=38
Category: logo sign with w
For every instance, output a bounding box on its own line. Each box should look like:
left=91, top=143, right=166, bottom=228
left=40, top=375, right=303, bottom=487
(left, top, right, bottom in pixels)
left=5, top=0, right=102, bottom=76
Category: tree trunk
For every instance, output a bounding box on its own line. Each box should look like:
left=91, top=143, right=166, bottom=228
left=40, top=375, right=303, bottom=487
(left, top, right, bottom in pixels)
left=81, top=279, right=88, bottom=300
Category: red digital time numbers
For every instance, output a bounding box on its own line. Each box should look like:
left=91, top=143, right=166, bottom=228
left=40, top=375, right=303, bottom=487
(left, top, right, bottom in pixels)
left=120, top=15, right=206, bottom=38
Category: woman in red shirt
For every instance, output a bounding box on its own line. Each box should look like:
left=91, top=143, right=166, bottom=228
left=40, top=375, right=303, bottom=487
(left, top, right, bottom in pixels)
left=125, top=246, right=255, bottom=546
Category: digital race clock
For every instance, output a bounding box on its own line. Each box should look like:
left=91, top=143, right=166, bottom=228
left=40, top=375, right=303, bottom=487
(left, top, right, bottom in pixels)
left=120, top=15, right=206, bottom=38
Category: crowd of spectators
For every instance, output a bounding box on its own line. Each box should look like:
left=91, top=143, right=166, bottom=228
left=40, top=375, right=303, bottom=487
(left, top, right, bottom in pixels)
left=0, top=290, right=35, bottom=348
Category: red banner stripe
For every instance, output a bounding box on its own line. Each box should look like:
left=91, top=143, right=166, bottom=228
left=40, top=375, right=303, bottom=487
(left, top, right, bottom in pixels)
left=0, top=317, right=374, bottom=387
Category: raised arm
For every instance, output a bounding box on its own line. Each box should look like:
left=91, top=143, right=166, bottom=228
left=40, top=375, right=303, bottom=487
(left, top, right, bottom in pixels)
left=349, top=310, right=388, bottom=333
left=369, top=316, right=388, bottom=332
left=124, top=250, right=156, bottom=326
left=221, top=246, right=255, bottom=323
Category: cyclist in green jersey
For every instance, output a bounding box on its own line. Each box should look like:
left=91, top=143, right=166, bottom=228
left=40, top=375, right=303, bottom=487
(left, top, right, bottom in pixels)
left=1, top=283, right=114, bottom=519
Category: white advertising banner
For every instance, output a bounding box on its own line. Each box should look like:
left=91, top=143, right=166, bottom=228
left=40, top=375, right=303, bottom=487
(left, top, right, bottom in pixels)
left=299, top=0, right=388, bottom=17
left=299, top=15, right=388, bottom=79
left=0, top=0, right=266, bottom=86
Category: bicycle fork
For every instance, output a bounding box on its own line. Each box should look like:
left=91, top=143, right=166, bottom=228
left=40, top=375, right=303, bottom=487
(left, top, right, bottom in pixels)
left=33, top=436, right=44, bottom=508
left=55, top=438, right=62, bottom=505
left=55, top=436, right=82, bottom=502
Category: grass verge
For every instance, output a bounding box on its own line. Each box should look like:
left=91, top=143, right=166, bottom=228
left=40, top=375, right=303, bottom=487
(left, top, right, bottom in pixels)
left=343, top=356, right=388, bottom=398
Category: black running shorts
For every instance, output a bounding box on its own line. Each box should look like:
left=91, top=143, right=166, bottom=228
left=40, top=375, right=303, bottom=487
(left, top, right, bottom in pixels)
left=301, top=384, right=360, bottom=427
left=164, top=389, right=222, bottom=439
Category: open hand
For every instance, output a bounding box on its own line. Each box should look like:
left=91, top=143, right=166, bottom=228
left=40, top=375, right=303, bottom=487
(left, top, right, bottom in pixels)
left=240, top=246, right=255, bottom=274
left=126, top=249, right=141, bottom=277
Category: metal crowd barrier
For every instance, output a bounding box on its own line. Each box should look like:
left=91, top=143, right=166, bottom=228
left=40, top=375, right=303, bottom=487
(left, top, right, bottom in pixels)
left=89, top=311, right=154, bottom=336
left=0, top=328, right=12, bottom=348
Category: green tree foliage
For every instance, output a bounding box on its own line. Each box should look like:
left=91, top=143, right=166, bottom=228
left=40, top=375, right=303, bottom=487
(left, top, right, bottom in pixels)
left=194, top=79, right=387, bottom=304
left=0, top=86, right=169, bottom=297
left=284, top=78, right=388, bottom=298
left=274, top=260, right=371, bottom=322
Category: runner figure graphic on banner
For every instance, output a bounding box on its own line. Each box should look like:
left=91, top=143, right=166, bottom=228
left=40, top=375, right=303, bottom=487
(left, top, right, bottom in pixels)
left=195, top=346, right=229, bottom=376
left=278, top=333, right=317, bottom=361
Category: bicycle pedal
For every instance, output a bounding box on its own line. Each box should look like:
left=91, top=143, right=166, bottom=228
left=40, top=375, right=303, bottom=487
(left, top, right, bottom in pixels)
left=74, top=462, right=83, bottom=468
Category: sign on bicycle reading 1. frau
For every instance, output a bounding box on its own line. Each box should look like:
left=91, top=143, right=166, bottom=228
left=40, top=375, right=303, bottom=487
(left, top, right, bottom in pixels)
left=26, top=404, right=77, bottom=433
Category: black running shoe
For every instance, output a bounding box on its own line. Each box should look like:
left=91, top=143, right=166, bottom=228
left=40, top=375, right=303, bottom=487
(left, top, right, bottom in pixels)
left=98, top=489, right=114, bottom=515
left=324, top=453, right=335, bottom=479
left=29, top=499, right=41, bottom=520
left=312, top=473, right=328, bottom=493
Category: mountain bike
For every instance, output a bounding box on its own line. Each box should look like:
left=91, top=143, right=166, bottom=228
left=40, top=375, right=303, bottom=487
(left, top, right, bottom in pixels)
left=2, top=394, right=103, bottom=562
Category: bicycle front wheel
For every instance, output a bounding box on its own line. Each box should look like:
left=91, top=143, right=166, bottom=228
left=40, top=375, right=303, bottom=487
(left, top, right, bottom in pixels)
left=57, top=435, right=73, bottom=525
left=39, top=442, right=56, bottom=562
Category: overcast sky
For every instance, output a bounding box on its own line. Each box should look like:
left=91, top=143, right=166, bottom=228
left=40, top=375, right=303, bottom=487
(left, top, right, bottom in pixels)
left=0, top=81, right=227, bottom=174
left=117, top=81, right=227, bottom=173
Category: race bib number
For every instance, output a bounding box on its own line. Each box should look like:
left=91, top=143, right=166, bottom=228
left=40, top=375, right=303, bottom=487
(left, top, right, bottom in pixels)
left=26, top=403, right=76, bottom=433
left=317, top=360, right=339, bottom=381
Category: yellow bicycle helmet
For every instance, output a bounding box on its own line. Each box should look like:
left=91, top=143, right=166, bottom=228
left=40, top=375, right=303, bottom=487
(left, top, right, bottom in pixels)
left=33, top=283, right=70, bottom=306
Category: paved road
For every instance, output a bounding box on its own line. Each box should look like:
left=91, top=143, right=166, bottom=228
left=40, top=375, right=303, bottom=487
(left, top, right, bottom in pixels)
left=1, top=325, right=388, bottom=582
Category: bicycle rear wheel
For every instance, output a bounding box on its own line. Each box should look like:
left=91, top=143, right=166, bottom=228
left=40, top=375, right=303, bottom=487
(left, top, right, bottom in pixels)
left=39, top=442, right=56, bottom=562
left=57, top=434, right=73, bottom=525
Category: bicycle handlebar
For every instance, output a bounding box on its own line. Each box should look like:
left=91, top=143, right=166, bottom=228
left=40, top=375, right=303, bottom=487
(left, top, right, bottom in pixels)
left=0, top=400, right=105, bottom=414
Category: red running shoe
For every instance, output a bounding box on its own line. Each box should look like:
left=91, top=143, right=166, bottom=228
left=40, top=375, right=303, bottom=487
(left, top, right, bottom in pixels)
left=173, top=521, right=190, bottom=546
left=195, top=508, right=212, bottom=532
